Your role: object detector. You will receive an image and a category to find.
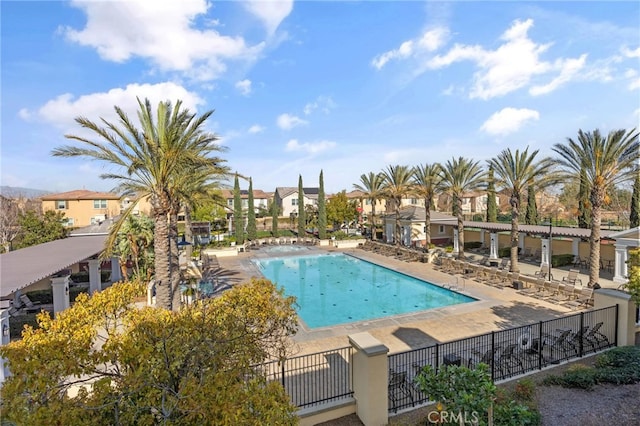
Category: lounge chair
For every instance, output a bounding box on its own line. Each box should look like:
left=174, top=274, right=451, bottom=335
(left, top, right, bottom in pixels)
left=543, top=329, right=577, bottom=361
left=547, top=283, right=576, bottom=303
left=562, top=288, right=594, bottom=310
left=562, top=269, right=583, bottom=286
left=388, top=368, right=414, bottom=413
left=19, top=294, right=40, bottom=309
left=533, top=268, right=549, bottom=280
left=496, top=343, right=525, bottom=377
left=583, top=322, right=610, bottom=349
left=518, top=277, right=545, bottom=297
left=520, top=247, right=532, bottom=260
left=468, top=346, right=500, bottom=369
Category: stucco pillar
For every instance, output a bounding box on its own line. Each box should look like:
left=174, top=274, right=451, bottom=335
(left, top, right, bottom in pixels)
left=571, top=238, right=580, bottom=260
left=0, top=308, right=10, bottom=383
left=594, top=289, right=637, bottom=346
left=110, top=256, right=122, bottom=283
left=348, top=332, right=389, bottom=426
left=147, top=281, right=156, bottom=306
left=51, top=275, right=70, bottom=316
left=480, top=229, right=486, bottom=248
left=540, top=238, right=551, bottom=270
left=453, top=228, right=459, bottom=254
left=518, top=232, right=525, bottom=251
left=489, top=233, right=498, bottom=259
left=88, top=259, right=102, bottom=294
left=613, top=244, right=629, bottom=284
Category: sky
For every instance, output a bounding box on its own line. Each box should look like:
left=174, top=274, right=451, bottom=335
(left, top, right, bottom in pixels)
left=1, top=1, right=639, bottom=196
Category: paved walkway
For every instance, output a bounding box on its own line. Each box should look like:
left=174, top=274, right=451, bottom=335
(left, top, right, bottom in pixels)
left=217, top=246, right=620, bottom=357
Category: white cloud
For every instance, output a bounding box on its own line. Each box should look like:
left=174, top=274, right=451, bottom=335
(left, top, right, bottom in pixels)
left=285, top=139, right=336, bottom=154
left=529, top=54, right=587, bottom=96
left=235, top=79, right=252, bottom=96
left=371, top=27, right=448, bottom=69
left=248, top=124, right=264, bottom=134
left=18, top=108, right=31, bottom=120
left=427, top=19, right=588, bottom=100
left=276, top=113, right=308, bottom=130
left=242, top=0, right=293, bottom=36
left=622, top=46, right=640, bottom=58
left=303, top=96, right=336, bottom=115
left=624, top=69, right=640, bottom=90
left=30, top=82, right=204, bottom=132
left=64, top=0, right=263, bottom=81
left=480, top=107, right=540, bottom=136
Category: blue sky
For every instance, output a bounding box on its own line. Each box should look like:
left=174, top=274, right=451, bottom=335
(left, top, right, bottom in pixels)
left=2, top=1, right=639, bottom=195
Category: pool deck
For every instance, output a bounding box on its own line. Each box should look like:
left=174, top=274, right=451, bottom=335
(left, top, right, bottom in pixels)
left=215, top=245, right=620, bottom=357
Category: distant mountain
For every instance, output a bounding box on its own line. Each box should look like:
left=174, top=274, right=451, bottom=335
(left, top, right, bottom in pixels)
left=0, top=186, right=51, bottom=198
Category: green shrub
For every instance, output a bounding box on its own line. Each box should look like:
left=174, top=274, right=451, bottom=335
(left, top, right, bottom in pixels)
left=595, top=346, right=640, bottom=369
left=498, top=247, right=516, bottom=258
left=70, top=286, right=89, bottom=302
left=542, top=364, right=598, bottom=390
left=493, top=399, right=541, bottom=426
left=551, top=254, right=574, bottom=267
left=25, top=290, right=53, bottom=304
left=464, top=241, right=483, bottom=250
left=513, top=378, right=536, bottom=402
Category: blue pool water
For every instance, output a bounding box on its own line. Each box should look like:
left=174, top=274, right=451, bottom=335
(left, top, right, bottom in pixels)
left=253, top=253, right=475, bottom=328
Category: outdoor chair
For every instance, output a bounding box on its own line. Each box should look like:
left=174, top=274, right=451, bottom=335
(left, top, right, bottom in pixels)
left=533, top=268, right=548, bottom=280
left=562, top=269, right=583, bottom=286
left=547, top=283, right=576, bottom=304
left=520, top=247, right=532, bottom=260
left=518, top=277, right=545, bottom=297
left=497, top=258, right=510, bottom=270
left=388, top=368, right=414, bottom=413
left=583, top=322, right=610, bottom=349
left=19, top=294, right=40, bottom=309
left=543, top=329, right=577, bottom=361
left=468, top=346, right=500, bottom=369
left=562, top=288, right=594, bottom=310
left=496, top=343, right=525, bottom=377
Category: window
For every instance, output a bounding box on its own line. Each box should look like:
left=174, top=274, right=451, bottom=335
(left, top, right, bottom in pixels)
left=56, top=200, right=67, bottom=210
left=227, top=199, right=233, bottom=207
left=410, top=198, right=418, bottom=205
left=93, top=199, right=107, bottom=209
left=439, top=225, right=445, bottom=234
left=365, top=199, right=371, bottom=205
left=291, top=198, right=298, bottom=206
left=63, top=218, right=74, bottom=226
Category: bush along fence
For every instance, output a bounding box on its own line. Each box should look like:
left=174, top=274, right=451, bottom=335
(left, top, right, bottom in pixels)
left=387, top=305, right=617, bottom=413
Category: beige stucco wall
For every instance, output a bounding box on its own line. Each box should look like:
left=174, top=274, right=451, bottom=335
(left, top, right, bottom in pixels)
left=43, top=198, right=121, bottom=228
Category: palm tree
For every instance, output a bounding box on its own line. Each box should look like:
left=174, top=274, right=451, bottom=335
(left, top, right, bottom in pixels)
left=412, top=163, right=442, bottom=248
left=553, top=128, right=639, bottom=287
left=52, top=98, right=224, bottom=310
left=488, top=148, right=555, bottom=272
left=116, top=214, right=154, bottom=281
left=353, top=172, right=386, bottom=241
left=380, top=165, right=414, bottom=246
left=439, top=157, right=485, bottom=259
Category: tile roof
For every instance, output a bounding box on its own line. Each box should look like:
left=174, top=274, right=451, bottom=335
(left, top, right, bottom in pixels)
left=41, top=189, right=120, bottom=200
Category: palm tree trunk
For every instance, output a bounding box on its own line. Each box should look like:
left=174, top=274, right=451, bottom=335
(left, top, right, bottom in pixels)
left=169, top=210, right=181, bottom=311
left=588, top=190, right=604, bottom=287
left=371, top=202, right=376, bottom=241
left=395, top=199, right=401, bottom=247
left=457, top=197, right=465, bottom=260
left=153, top=209, right=171, bottom=310
left=184, top=205, right=193, bottom=260
left=425, top=196, right=432, bottom=247
left=510, top=194, right=520, bottom=273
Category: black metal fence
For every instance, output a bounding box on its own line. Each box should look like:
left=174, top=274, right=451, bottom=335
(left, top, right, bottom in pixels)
left=388, top=305, right=618, bottom=412
left=260, top=346, right=353, bottom=409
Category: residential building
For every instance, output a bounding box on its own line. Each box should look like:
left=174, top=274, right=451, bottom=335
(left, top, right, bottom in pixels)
left=219, top=189, right=271, bottom=216
left=275, top=187, right=319, bottom=218
left=41, top=190, right=121, bottom=228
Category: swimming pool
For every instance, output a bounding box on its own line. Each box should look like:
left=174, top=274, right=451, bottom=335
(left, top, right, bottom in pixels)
left=253, top=253, right=475, bottom=328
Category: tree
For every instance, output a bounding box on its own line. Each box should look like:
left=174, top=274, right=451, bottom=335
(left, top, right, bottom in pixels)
left=247, top=178, right=257, bottom=240
left=297, top=175, right=305, bottom=236
left=412, top=163, right=442, bottom=247
left=0, top=279, right=298, bottom=425
left=353, top=172, right=386, bottom=241
left=115, top=214, right=154, bottom=281
left=326, top=191, right=358, bottom=228
left=439, top=157, right=485, bottom=259
left=0, top=195, right=31, bottom=253
left=525, top=184, right=538, bottom=225
left=486, top=166, right=497, bottom=223
left=53, top=98, right=226, bottom=310
left=622, top=248, right=640, bottom=307
left=578, top=165, right=592, bottom=229
left=233, top=174, right=244, bottom=244
left=318, top=170, right=327, bottom=239
left=14, top=210, right=68, bottom=250
left=553, top=128, right=639, bottom=287
left=630, top=168, right=640, bottom=228
left=488, top=148, right=555, bottom=272
left=381, top=165, right=414, bottom=246
left=271, top=200, right=279, bottom=237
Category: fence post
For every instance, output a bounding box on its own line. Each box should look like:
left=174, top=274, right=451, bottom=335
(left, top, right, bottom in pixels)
left=538, top=321, right=543, bottom=370
left=490, top=331, right=495, bottom=381
left=281, top=361, right=286, bottom=389
left=348, top=332, right=389, bottom=426
left=435, top=343, right=440, bottom=371
left=578, top=312, right=584, bottom=357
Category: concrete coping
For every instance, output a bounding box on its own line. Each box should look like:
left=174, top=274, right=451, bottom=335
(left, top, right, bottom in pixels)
left=595, top=288, right=631, bottom=301
left=348, top=332, right=389, bottom=356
